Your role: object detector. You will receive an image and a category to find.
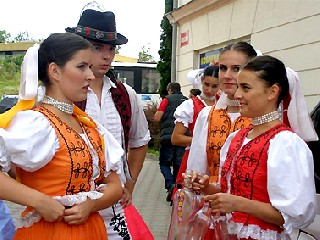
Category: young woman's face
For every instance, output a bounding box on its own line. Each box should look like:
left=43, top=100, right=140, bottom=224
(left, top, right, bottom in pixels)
left=89, top=41, right=116, bottom=78
left=58, top=49, right=94, bottom=102
left=218, top=50, right=248, bottom=98
left=235, top=69, right=276, bottom=118
left=201, top=76, right=220, bottom=98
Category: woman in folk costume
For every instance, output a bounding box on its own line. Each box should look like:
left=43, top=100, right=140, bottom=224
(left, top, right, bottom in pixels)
left=173, top=42, right=256, bottom=239
left=187, top=42, right=257, bottom=183
left=0, top=33, right=123, bottom=240
left=171, top=65, right=220, bottom=199
left=201, top=55, right=317, bottom=239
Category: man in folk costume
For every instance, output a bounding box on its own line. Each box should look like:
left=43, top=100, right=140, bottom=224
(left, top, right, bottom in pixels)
left=66, top=3, right=152, bottom=239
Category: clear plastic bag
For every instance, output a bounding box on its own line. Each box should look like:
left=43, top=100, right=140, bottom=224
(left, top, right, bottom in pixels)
left=167, top=170, right=214, bottom=240
left=185, top=202, right=213, bottom=240
left=167, top=169, right=234, bottom=240
left=213, top=213, right=230, bottom=240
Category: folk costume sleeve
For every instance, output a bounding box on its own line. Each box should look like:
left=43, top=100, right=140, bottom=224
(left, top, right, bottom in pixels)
left=0, top=110, right=58, bottom=172
left=268, top=131, right=317, bottom=233
left=174, top=98, right=195, bottom=128
left=0, top=137, right=11, bottom=173
left=220, top=130, right=317, bottom=234
left=187, top=106, right=211, bottom=174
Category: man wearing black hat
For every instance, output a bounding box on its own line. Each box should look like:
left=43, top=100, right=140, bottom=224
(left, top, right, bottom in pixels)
left=68, top=4, right=153, bottom=240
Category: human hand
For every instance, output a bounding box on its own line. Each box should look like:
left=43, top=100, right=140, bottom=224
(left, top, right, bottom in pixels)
left=182, top=171, right=210, bottom=193
left=204, top=193, right=237, bottom=214
left=33, top=195, right=65, bottom=222
left=192, top=172, right=210, bottom=192
left=64, top=200, right=94, bottom=225
left=120, top=187, right=132, bottom=208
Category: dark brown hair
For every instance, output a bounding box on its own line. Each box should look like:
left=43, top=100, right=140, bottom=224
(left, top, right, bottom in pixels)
left=242, top=55, right=289, bottom=106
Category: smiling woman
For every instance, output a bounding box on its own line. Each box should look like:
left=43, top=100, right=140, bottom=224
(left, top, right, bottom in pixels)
left=195, top=56, right=318, bottom=240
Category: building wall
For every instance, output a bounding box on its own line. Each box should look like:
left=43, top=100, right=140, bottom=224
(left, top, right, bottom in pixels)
left=173, top=0, right=320, bottom=111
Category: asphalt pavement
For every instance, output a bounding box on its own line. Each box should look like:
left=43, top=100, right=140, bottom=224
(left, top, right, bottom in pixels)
left=4, top=153, right=172, bottom=240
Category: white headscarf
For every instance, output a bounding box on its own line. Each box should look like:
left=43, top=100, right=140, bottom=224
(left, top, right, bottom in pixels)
left=0, top=43, right=39, bottom=128
left=282, top=67, right=318, bottom=141
left=186, top=68, right=204, bottom=89
left=19, top=43, right=40, bottom=100
left=214, top=92, right=228, bottom=110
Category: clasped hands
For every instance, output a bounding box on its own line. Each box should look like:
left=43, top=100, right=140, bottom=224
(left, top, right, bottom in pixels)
left=34, top=195, right=96, bottom=225
left=38, top=186, right=132, bottom=225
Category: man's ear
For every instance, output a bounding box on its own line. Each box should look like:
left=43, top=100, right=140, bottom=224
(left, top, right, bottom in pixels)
left=48, top=62, right=61, bottom=82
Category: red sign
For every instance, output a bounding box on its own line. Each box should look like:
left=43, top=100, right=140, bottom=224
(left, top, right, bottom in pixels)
left=180, top=30, right=189, bottom=47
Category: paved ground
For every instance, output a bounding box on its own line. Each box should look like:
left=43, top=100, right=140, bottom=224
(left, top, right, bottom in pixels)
left=4, top=154, right=172, bottom=240
left=132, top=155, right=172, bottom=240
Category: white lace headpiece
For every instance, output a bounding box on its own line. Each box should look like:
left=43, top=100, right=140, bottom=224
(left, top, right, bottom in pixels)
left=282, top=67, right=318, bottom=141
left=19, top=43, right=40, bottom=100
left=186, top=68, right=204, bottom=89
left=254, top=49, right=263, bottom=56
left=214, top=92, right=227, bottom=110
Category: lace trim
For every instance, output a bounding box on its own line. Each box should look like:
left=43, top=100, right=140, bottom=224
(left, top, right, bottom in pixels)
left=0, top=138, right=11, bottom=172
left=15, top=191, right=103, bottom=228
left=227, top=220, right=290, bottom=240
left=210, top=214, right=228, bottom=230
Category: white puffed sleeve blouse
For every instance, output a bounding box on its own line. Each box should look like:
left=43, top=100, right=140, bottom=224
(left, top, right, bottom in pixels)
left=221, top=130, right=317, bottom=235
left=0, top=110, right=123, bottom=181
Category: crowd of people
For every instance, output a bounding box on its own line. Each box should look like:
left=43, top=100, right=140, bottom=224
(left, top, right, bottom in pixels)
left=154, top=41, right=318, bottom=240
left=160, top=43, right=318, bottom=240
left=0, top=2, right=319, bottom=240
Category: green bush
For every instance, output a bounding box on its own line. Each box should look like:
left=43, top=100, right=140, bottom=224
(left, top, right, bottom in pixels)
left=0, top=56, right=22, bottom=95
left=148, top=147, right=160, bottom=156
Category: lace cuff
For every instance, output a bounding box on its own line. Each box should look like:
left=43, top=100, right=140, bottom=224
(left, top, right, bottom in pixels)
left=14, top=191, right=103, bottom=228
left=0, top=139, right=11, bottom=173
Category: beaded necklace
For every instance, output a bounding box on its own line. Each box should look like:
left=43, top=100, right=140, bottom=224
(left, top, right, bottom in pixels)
left=252, top=111, right=280, bottom=126
left=226, top=97, right=240, bottom=107
left=42, top=95, right=74, bottom=114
